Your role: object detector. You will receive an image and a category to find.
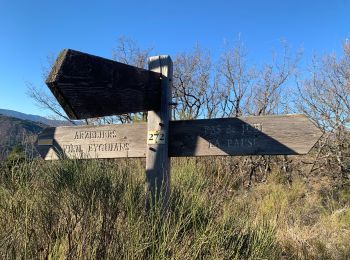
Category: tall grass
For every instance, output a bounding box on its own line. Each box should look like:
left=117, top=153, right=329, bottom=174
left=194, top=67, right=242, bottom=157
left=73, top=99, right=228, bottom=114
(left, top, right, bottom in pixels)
left=0, top=157, right=349, bottom=259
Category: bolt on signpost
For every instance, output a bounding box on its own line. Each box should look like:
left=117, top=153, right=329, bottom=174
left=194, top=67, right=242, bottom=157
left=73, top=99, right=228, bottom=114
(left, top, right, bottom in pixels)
left=37, top=49, right=323, bottom=211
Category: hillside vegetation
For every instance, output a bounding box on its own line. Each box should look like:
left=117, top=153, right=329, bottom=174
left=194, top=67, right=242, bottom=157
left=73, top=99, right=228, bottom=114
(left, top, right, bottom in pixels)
left=0, top=114, right=45, bottom=160
left=0, top=156, right=349, bottom=259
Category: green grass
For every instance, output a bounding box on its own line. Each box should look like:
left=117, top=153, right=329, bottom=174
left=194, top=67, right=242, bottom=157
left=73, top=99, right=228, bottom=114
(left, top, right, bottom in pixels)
left=0, top=157, right=349, bottom=259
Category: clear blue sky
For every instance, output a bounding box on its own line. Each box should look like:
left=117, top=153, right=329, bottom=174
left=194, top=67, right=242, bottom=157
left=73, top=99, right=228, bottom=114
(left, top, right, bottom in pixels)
left=0, top=0, right=349, bottom=117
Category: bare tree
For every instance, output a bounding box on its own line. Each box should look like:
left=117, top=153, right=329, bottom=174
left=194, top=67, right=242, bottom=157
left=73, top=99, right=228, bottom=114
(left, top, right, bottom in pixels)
left=297, top=40, right=350, bottom=180
left=247, top=42, right=301, bottom=116
left=217, top=39, right=255, bottom=117
left=27, top=83, right=77, bottom=125
left=172, top=46, right=218, bottom=120
left=26, top=54, right=80, bottom=125
left=217, top=41, right=301, bottom=185
left=204, top=74, right=221, bottom=119
left=111, top=36, right=154, bottom=123
left=112, top=36, right=152, bottom=69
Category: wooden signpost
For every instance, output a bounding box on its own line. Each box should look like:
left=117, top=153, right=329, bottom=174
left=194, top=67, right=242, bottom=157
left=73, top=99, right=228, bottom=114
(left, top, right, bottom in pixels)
left=37, top=114, right=321, bottom=160
left=37, top=49, right=323, bottom=208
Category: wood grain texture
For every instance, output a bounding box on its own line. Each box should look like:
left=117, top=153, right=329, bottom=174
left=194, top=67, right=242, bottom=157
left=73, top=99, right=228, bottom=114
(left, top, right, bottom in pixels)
left=145, top=55, right=173, bottom=208
left=36, top=114, right=323, bottom=160
left=46, top=49, right=162, bottom=119
left=169, top=114, right=323, bottom=156
left=36, top=123, right=147, bottom=160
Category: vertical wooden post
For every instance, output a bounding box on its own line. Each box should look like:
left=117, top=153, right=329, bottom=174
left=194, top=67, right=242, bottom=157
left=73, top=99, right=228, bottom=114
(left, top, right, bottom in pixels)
left=146, top=55, right=173, bottom=210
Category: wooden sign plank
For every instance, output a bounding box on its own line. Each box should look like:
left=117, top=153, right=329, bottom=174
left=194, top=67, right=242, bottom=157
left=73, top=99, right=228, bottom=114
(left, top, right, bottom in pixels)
left=46, top=49, right=162, bottom=119
left=169, top=114, right=323, bottom=156
left=36, top=114, right=323, bottom=160
left=36, top=123, right=147, bottom=160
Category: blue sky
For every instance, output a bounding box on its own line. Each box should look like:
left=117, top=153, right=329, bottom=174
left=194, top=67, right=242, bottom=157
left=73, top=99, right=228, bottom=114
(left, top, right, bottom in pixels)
left=0, top=0, right=349, bottom=117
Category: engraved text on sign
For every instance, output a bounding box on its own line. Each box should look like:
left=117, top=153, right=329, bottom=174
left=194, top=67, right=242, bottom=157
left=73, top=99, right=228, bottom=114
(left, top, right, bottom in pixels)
left=36, top=124, right=147, bottom=160
left=36, top=115, right=323, bottom=160
left=206, top=123, right=262, bottom=149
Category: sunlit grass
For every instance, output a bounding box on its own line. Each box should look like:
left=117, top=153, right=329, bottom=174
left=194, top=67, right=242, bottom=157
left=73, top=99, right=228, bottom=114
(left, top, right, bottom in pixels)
left=0, top=158, right=349, bottom=259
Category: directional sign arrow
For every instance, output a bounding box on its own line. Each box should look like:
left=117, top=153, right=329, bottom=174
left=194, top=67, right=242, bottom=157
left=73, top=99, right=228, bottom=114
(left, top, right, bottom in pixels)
left=46, top=49, right=162, bottom=120
left=169, top=114, right=323, bottom=156
left=36, top=114, right=323, bottom=160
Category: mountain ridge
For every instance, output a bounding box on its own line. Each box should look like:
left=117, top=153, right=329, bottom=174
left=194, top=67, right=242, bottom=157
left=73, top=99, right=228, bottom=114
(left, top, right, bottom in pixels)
left=0, top=108, right=75, bottom=126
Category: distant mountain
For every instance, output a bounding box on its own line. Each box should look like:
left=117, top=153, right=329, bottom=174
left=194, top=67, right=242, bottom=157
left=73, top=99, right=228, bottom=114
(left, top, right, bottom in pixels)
left=0, top=108, right=75, bottom=126
left=0, top=114, right=47, bottom=160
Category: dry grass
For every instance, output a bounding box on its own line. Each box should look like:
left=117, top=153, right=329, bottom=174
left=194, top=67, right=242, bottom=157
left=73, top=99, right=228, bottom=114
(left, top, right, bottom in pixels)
left=0, top=157, right=349, bottom=259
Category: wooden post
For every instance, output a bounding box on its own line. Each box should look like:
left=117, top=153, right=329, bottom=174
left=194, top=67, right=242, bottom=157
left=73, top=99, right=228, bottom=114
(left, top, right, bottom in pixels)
left=146, top=55, right=173, bottom=209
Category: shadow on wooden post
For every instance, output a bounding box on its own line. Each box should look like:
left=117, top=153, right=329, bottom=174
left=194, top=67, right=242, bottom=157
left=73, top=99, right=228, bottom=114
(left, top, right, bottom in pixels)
left=145, top=55, right=173, bottom=213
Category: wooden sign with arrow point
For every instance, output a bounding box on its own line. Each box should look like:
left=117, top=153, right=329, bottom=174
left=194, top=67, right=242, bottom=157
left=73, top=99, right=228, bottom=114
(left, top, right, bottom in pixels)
left=36, top=114, right=322, bottom=160
left=46, top=49, right=162, bottom=119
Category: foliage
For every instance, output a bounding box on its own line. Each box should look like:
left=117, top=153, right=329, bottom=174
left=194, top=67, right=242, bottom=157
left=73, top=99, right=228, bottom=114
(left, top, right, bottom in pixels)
left=0, top=114, right=44, bottom=160
left=6, top=145, right=26, bottom=164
